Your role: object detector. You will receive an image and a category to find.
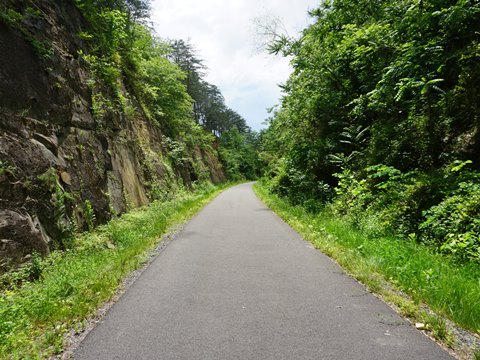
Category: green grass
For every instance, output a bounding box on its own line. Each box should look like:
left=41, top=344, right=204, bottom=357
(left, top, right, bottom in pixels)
left=254, top=183, right=480, bottom=338
left=474, top=349, right=480, bottom=360
left=0, top=182, right=233, bottom=359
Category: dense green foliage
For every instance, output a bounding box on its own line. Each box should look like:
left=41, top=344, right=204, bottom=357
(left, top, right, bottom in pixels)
left=168, top=40, right=262, bottom=179
left=74, top=0, right=260, bottom=180
left=0, top=183, right=232, bottom=359
left=261, top=0, right=480, bottom=262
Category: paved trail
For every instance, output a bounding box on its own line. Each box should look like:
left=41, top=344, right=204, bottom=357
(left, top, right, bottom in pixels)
left=75, top=183, right=453, bottom=360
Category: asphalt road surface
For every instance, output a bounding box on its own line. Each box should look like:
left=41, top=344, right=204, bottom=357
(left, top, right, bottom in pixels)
left=75, top=183, right=454, bottom=360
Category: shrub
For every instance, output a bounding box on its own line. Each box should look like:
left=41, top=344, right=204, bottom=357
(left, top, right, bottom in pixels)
left=328, top=161, right=480, bottom=262
left=420, top=181, right=480, bottom=262
left=267, top=158, right=333, bottom=206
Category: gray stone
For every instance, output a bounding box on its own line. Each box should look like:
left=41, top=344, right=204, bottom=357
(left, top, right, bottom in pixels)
left=0, top=210, right=50, bottom=272
left=30, top=138, right=66, bottom=168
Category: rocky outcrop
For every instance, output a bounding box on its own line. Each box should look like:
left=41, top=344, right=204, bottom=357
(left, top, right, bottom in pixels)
left=0, top=210, right=50, bottom=269
left=0, top=0, right=225, bottom=272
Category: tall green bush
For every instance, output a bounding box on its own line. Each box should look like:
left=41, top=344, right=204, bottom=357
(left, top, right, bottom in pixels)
left=260, top=0, right=480, bottom=262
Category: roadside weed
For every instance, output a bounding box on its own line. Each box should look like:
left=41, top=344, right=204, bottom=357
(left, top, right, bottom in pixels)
left=254, top=183, right=480, bottom=353
left=0, top=182, right=233, bottom=359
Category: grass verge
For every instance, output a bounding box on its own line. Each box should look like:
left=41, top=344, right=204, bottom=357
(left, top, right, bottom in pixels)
left=0, top=182, right=233, bottom=359
left=254, top=183, right=480, bottom=357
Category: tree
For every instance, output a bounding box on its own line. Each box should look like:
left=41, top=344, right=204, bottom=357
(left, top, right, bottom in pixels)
left=261, top=0, right=480, bottom=197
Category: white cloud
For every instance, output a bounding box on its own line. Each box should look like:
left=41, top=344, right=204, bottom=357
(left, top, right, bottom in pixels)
left=150, top=0, right=319, bottom=130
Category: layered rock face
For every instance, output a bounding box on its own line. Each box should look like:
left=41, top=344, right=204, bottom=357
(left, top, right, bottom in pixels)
left=0, top=1, right=225, bottom=272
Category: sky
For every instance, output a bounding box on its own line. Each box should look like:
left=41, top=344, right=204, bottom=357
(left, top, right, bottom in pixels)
left=150, top=0, right=319, bottom=131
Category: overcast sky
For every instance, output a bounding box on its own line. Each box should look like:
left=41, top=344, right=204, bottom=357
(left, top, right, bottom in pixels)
left=150, top=0, right=319, bottom=131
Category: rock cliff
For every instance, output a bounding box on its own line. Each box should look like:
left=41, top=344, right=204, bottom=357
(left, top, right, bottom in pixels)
left=0, top=0, right=225, bottom=272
